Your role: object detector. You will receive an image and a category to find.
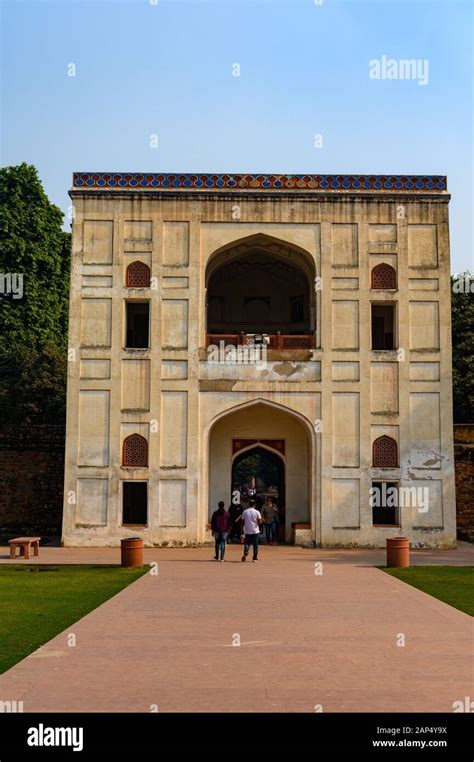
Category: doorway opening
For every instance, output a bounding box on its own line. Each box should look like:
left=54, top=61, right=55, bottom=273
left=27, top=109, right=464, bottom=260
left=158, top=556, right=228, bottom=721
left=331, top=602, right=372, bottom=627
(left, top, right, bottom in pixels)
left=232, top=446, right=285, bottom=541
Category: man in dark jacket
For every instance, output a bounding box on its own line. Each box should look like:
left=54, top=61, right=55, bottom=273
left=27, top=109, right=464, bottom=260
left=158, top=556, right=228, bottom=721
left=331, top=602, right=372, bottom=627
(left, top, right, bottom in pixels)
left=228, top=502, right=243, bottom=543
left=211, top=501, right=230, bottom=561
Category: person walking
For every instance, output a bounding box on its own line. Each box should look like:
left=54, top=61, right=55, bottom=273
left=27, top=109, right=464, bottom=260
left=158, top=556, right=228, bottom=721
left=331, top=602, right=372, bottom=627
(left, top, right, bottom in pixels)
left=228, top=502, right=243, bottom=543
left=272, top=502, right=282, bottom=544
left=262, top=496, right=278, bottom=545
left=271, top=499, right=280, bottom=544
left=211, top=501, right=230, bottom=561
left=241, top=499, right=262, bottom=563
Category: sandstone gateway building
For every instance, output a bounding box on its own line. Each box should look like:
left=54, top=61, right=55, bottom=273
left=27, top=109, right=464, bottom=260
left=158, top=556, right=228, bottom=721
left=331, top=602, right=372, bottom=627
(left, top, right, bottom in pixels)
left=62, top=173, right=455, bottom=548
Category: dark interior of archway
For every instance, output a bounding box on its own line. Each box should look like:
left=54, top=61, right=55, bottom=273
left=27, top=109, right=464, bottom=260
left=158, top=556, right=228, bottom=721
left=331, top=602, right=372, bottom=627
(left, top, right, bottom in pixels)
left=207, top=250, right=311, bottom=335
left=232, top=446, right=285, bottom=512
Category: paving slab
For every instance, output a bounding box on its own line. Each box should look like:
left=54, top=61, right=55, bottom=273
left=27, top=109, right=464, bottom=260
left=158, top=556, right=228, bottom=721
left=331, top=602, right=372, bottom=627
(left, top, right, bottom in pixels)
left=0, top=546, right=471, bottom=712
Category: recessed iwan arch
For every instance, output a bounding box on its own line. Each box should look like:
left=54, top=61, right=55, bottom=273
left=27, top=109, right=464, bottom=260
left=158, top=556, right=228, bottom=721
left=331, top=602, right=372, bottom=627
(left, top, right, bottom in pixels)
left=203, top=232, right=321, bottom=350
left=205, top=232, right=318, bottom=282
left=203, top=398, right=318, bottom=545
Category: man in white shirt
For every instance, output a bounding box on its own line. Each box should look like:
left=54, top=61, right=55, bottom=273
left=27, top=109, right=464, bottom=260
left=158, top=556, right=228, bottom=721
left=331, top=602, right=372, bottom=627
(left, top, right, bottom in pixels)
left=241, top=499, right=262, bottom=563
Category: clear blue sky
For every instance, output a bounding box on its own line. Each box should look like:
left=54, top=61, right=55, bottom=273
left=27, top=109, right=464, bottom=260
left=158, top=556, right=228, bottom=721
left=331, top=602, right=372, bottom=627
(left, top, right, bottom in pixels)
left=1, top=0, right=472, bottom=273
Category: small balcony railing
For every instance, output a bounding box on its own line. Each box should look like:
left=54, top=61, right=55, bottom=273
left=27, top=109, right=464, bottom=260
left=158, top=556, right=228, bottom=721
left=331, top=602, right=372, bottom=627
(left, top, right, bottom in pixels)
left=205, top=333, right=316, bottom=349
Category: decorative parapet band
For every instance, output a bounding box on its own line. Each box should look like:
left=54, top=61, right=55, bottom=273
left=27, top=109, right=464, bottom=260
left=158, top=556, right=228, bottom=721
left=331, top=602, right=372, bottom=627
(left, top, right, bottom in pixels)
left=72, top=172, right=447, bottom=192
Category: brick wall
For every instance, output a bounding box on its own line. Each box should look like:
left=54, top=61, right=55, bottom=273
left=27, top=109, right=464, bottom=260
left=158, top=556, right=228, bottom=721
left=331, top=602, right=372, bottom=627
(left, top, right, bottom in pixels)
left=0, top=425, right=65, bottom=539
left=454, top=424, right=474, bottom=541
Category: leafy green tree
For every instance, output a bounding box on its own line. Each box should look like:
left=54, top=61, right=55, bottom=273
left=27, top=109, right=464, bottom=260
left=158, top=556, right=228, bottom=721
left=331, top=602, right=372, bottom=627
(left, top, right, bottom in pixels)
left=0, top=343, right=67, bottom=424
left=451, top=273, right=474, bottom=423
left=0, top=163, right=70, bottom=423
left=0, top=163, right=70, bottom=349
left=233, top=451, right=280, bottom=491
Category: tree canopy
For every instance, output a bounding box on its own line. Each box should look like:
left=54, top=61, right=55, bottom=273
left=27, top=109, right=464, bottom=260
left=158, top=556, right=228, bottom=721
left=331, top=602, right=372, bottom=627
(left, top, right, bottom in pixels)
left=0, top=164, right=70, bottom=423
left=0, top=163, right=70, bottom=349
left=451, top=273, right=474, bottom=423
left=233, top=449, right=281, bottom=492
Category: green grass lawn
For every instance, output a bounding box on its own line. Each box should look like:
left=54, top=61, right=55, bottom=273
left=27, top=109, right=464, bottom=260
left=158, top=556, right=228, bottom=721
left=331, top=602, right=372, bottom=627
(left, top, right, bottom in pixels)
left=0, top=565, right=147, bottom=673
left=382, top=566, right=474, bottom=616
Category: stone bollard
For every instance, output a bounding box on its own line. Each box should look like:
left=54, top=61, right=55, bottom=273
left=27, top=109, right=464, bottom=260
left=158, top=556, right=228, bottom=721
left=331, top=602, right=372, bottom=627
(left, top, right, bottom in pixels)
left=386, top=537, right=409, bottom=568
left=121, top=537, right=144, bottom=567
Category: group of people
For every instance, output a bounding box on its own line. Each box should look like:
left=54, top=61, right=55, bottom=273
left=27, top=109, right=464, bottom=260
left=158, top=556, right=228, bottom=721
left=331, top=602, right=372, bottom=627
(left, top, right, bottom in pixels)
left=210, top=497, right=280, bottom=562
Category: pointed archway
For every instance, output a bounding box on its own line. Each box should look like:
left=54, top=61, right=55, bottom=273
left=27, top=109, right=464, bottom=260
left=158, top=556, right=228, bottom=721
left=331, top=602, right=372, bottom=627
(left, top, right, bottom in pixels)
left=204, top=233, right=319, bottom=349
left=206, top=399, right=315, bottom=544
left=232, top=444, right=286, bottom=540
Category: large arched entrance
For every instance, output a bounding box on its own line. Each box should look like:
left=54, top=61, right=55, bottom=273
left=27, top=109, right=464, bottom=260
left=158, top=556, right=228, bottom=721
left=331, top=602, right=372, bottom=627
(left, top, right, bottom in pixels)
left=208, top=401, right=313, bottom=543
left=205, top=234, right=317, bottom=349
left=232, top=445, right=285, bottom=539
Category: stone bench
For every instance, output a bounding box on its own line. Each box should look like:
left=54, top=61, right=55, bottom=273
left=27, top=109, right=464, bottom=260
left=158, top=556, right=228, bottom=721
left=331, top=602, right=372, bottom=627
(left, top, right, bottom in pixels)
left=9, top=537, right=41, bottom=560
left=291, top=523, right=313, bottom=547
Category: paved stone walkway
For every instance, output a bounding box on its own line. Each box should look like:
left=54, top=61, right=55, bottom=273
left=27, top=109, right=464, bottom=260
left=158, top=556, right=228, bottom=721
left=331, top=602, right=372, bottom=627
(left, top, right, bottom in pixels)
left=0, top=545, right=472, bottom=712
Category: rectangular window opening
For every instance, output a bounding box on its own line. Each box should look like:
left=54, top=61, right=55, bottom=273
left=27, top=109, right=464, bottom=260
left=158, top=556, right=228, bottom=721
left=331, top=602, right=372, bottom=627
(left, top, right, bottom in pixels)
left=371, top=481, right=400, bottom=526
left=122, top=482, right=148, bottom=525
left=371, top=304, right=396, bottom=350
left=126, top=302, right=150, bottom=348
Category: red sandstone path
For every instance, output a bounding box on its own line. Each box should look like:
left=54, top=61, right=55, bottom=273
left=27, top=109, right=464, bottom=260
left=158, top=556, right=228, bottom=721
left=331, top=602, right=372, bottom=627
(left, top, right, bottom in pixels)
left=0, top=545, right=472, bottom=712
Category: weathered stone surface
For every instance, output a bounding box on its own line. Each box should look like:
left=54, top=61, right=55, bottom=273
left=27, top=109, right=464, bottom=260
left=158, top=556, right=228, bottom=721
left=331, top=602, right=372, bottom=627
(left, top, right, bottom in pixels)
left=61, top=179, right=456, bottom=547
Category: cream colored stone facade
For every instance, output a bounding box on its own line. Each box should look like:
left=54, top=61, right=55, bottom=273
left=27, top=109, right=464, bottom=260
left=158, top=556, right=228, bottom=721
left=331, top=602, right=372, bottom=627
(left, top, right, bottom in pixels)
left=62, top=175, right=456, bottom=547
